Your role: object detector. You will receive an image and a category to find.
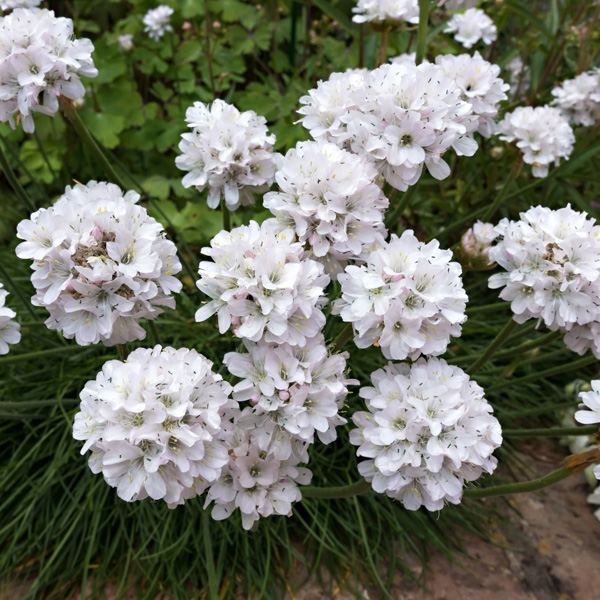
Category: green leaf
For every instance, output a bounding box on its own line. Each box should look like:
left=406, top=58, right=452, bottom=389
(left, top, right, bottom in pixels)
left=84, top=112, right=126, bottom=149
left=142, top=175, right=171, bottom=200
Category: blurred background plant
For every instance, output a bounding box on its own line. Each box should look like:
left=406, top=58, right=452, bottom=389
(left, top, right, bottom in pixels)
left=1, top=0, right=600, bottom=598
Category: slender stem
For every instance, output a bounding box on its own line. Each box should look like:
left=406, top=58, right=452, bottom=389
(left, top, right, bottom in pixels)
left=0, top=138, right=36, bottom=212
left=385, top=185, right=416, bottom=230
left=202, top=510, right=219, bottom=600
left=33, top=129, right=57, bottom=181
left=0, top=262, right=39, bottom=322
left=415, top=0, right=429, bottom=65
left=204, top=0, right=216, bottom=98
left=481, top=157, right=523, bottom=222
left=503, top=425, right=598, bottom=438
left=487, top=353, right=598, bottom=392
left=302, top=479, right=371, bottom=499
left=331, top=322, right=354, bottom=352
left=147, top=320, right=161, bottom=346
left=116, top=344, right=128, bottom=361
left=467, top=318, right=519, bottom=375
left=64, top=104, right=129, bottom=190
left=0, top=345, right=83, bottom=365
left=466, top=302, right=508, bottom=315
left=220, top=196, right=231, bottom=231
left=376, top=27, right=389, bottom=67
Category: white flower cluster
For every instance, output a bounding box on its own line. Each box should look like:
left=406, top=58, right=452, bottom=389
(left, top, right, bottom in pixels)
left=435, top=52, right=509, bottom=137
left=0, top=282, right=21, bottom=354
left=176, top=100, right=280, bottom=211
left=142, top=5, right=174, bottom=41
left=457, top=220, right=498, bottom=270
left=263, top=141, right=388, bottom=278
left=0, top=0, right=41, bottom=10
left=195, top=220, right=329, bottom=345
left=351, top=0, right=419, bottom=24
left=332, top=230, right=468, bottom=360
left=445, top=8, right=497, bottom=49
left=551, top=69, right=600, bottom=127
left=118, top=34, right=134, bottom=52
left=488, top=205, right=600, bottom=357
left=73, top=346, right=236, bottom=507
left=15, top=181, right=182, bottom=346
left=575, top=382, right=600, bottom=481
left=351, top=358, right=502, bottom=510
left=203, top=335, right=355, bottom=529
left=497, top=106, right=575, bottom=177
left=298, top=62, right=479, bottom=192
left=0, top=8, right=97, bottom=133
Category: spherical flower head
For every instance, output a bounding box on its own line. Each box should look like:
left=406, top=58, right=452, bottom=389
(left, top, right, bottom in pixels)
left=488, top=205, right=600, bottom=345
left=263, top=140, right=389, bottom=278
left=176, top=100, right=280, bottom=211
left=73, top=346, right=235, bottom=506
left=195, top=220, right=329, bottom=345
left=435, top=53, right=509, bottom=137
left=497, top=106, right=574, bottom=177
left=352, top=0, right=419, bottom=25
left=456, top=220, right=498, bottom=271
left=223, top=335, right=357, bottom=459
left=551, top=69, right=600, bottom=127
left=445, top=8, right=497, bottom=49
left=0, top=8, right=98, bottom=133
left=142, top=5, right=174, bottom=41
left=298, top=62, right=479, bottom=192
left=350, top=358, right=502, bottom=510
left=15, top=180, right=182, bottom=346
left=0, top=0, right=42, bottom=10
left=0, top=282, right=21, bottom=354
left=118, top=33, right=134, bottom=52
left=332, top=230, right=468, bottom=360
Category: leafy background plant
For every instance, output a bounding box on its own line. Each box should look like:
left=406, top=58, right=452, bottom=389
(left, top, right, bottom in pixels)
left=1, top=0, right=600, bottom=598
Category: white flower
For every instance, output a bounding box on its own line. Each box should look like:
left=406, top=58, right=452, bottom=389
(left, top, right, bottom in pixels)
left=298, top=63, right=479, bottom=192
left=15, top=181, right=182, bottom=346
left=0, top=282, right=21, bottom=354
left=118, top=34, right=134, bottom=52
left=263, top=140, right=388, bottom=278
left=352, top=0, right=419, bottom=24
left=435, top=52, right=509, bottom=137
left=142, top=5, right=174, bottom=41
left=332, top=230, right=468, bottom=360
left=176, top=100, right=280, bottom=211
left=195, top=220, right=329, bottom=345
left=488, top=205, right=600, bottom=355
left=224, top=335, right=356, bottom=459
left=0, top=0, right=41, bottom=9
left=350, top=358, right=502, bottom=510
left=73, top=346, right=235, bottom=507
left=506, top=56, right=530, bottom=99
left=551, top=69, right=600, bottom=127
left=445, top=8, right=497, bottom=49
left=575, top=381, right=600, bottom=426
left=0, top=8, right=97, bottom=133
left=497, top=106, right=574, bottom=177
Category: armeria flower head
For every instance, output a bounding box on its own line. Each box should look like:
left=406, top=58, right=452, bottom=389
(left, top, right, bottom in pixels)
left=551, top=69, right=600, bottom=127
left=332, top=230, right=468, bottom=360
left=176, top=100, right=280, bottom=211
left=444, top=8, right=497, bottom=49
left=488, top=205, right=600, bottom=356
left=0, top=8, right=97, bottom=133
left=142, top=5, right=174, bottom=41
left=0, top=0, right=42, bottom=10
left=574, top=381, right=600, bottom=481
left=263, top=140, right=388, bottom=278
left=195, top=220, right=329, bottom=345
left=73, top=346, right=235, bottom=506
left=15, top=181, right=182, bottom=346
left=456, top=220, right=498, bottom=271
left=350, top=358, right=502, bottom=510
left=0, top=281, right=21, bottom=354
left=298, top=62, right=479, bottom=192
left=118, top=34, right=134, bottom=52
left=497, top=106, right=574, bottom=177
left=435, top=52, right=509, bottom=137
left=352, top=0, right=419, bottom=25
left=223, top=335, right=357, bottom=460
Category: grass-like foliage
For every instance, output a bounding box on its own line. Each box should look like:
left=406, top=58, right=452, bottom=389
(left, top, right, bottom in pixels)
left=1, top=0, right=600, bottom=598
